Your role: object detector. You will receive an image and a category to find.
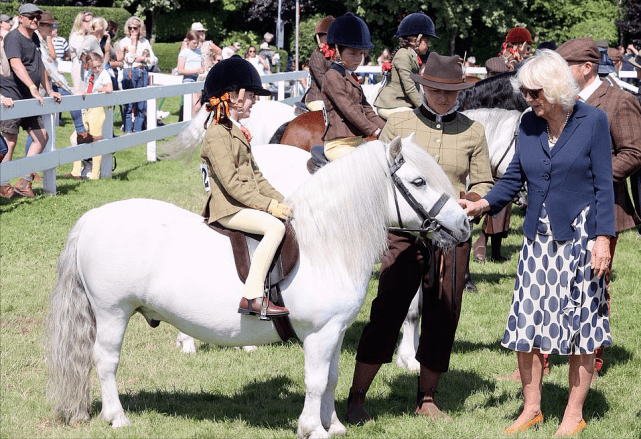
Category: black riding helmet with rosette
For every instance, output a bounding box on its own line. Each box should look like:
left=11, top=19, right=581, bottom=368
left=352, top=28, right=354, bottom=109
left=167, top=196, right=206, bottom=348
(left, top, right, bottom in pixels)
left=326, top=12, right=374, bottom=50
left=201, top=55, right=271, bottom=104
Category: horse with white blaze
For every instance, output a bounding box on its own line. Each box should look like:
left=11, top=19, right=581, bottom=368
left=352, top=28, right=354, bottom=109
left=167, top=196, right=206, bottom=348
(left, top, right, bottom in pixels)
left=46, top=137, right=471, bottom=438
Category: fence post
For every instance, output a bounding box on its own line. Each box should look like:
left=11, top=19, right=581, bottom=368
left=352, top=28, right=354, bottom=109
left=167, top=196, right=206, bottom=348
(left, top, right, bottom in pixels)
left=102, top=106, right=114, bottom=177
left=42, top=112, right=57, bottom=195
left=147, top=96, right=157, bottom=162
left=183, top=92, right=193, bottom=122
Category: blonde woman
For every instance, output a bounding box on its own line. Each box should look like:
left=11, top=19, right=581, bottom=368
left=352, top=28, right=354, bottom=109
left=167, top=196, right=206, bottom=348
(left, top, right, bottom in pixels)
left=116, top=16, right=157, bottom=133
left=90, top=17, right=110, bottom=64
left=67, top=10, right=94, bottom=143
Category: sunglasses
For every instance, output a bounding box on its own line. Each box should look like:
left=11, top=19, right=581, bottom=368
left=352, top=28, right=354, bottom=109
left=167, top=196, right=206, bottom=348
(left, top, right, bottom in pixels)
left=23, top=14, right=42, bottom=20
left=128, top=26, right=139, bottom=31
left=249, top=49, right=256, bottom=52
left=520, top=86, right=542, bottom=100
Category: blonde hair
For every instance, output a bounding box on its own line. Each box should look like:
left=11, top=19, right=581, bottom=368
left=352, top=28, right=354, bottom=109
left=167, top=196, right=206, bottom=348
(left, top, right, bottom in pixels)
left=512, top=49, right=579, bottom=111
left=70, top=11, right=92, bottom=38
left=91, top=17, right=108, bottom=37
left=124, top=16, right=146, bottom=38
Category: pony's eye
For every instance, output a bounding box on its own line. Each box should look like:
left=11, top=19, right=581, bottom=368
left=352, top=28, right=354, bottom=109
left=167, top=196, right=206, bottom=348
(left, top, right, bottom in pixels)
left=411, top=178, right=426, bottom=187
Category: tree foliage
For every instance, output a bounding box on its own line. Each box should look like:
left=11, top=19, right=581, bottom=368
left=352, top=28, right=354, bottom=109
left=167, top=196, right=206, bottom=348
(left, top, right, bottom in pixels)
left=617, top=0, right=641, bottom=47
left=527, top=0, right=620, bottom=47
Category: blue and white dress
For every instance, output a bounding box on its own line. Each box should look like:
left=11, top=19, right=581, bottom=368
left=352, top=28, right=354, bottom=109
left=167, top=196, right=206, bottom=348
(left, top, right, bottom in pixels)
left=501, top=204, right=612, bottom=355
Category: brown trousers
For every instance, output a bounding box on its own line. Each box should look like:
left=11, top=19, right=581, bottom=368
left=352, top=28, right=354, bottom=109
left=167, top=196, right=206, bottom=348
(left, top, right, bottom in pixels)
left=355, top=231, right=471, bottom=373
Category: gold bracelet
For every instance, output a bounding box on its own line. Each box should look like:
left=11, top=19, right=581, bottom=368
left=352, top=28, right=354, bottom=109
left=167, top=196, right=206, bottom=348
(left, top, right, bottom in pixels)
left=29, top=84, right=37, bottom=90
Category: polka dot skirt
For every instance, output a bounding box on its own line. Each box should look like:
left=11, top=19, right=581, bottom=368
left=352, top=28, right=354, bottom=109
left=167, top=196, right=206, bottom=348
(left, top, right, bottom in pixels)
left=501, top=204, right=612, bottom=355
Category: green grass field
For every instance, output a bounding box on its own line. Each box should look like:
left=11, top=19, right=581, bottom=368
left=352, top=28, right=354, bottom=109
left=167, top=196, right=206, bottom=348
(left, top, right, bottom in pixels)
left=1, top=103, right=641, bottom=437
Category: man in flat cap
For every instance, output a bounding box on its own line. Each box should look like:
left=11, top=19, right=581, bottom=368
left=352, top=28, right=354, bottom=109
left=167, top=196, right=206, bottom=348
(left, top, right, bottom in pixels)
left=557, top=37, right=641, bottom=379
left=0, top=3, right=62, bottom=198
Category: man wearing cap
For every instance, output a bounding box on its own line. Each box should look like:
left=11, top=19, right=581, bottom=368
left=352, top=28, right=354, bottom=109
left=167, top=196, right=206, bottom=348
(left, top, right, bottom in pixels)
left=557, top=37, right=641, bottom=379
left=0, top=3, right=62, bottom=198
left=222, top=42, right=241, bottom=60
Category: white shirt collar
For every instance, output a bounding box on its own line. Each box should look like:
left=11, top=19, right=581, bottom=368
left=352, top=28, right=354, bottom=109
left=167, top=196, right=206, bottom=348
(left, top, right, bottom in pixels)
left=578, top=76, right=602, bottom=101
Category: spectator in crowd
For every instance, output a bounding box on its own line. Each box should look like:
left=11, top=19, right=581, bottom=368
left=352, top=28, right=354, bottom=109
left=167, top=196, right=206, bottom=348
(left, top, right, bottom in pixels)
left=180, top=22, right=220, bottom=73
left=259, top=41, right=274, bottom=69
left=484, top=56, right=508, bottom=77
left=177, top=30, right=204, bottom=116
left=68, top=10, right=94, bottom=143
left=51, top=24, right=70, bottom=61
left=116, top=16, right=157, bottom=133
left=0, top=3, right=62, bottom=198
left=377, top=48, right=390, bottom=66
left=90, top=17, right=111, bottom=64
left=67, top=51, right=113, bottom=180
left=221, top=41, right=241, bottom=59
left=0, top=13, right=11, bottom=35
left=244, top=45, right=269, bottom=76
left=31, top=10, right=85, bottom=146
left=558, top=37, right=641, bottom=380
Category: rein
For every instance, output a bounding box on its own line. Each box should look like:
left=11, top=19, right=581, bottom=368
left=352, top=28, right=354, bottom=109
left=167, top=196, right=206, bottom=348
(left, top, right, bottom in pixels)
left=386, top=156, right=451, bottom=235
left=494, top=109, right=527, bottom=172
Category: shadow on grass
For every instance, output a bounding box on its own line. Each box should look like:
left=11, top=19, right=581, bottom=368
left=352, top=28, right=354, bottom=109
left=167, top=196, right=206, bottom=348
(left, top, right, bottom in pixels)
left=544, top=344, right=634, bottom=377
left=104, top=375, right=303, bottom=429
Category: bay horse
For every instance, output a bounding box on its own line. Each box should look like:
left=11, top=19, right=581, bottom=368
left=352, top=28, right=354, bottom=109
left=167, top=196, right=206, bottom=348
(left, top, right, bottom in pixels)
left=46, top=138, right=471, bottom=438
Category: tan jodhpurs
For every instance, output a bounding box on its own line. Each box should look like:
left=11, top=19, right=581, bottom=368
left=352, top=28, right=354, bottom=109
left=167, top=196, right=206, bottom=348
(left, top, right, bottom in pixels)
left=218, top=208, right=286, bottom=299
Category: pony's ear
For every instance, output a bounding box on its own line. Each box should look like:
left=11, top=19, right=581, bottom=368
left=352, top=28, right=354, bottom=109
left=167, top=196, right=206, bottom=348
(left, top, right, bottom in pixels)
left=388, top=136, right=403, bottom=161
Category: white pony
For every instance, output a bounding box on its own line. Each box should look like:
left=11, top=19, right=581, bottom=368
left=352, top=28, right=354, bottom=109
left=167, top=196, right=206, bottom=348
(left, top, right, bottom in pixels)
left=46, top=137, right=471, bottom=439
left=395, top=107, right=524, bottom=371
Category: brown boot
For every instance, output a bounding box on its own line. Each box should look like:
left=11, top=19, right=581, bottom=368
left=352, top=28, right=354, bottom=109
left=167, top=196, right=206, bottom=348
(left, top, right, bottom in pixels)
left=31, top=172, right=43, bottom=182
left=13, top=178, right=35, bottom=197
left=238, top=297, right=289, bottom=318
left=76, top=131, right=94, bottom=144
left=345, top=388, right=372, bottom=425
left=415, top=389, right=451, bottom=421
left=0, top=183, right=21, bottom=198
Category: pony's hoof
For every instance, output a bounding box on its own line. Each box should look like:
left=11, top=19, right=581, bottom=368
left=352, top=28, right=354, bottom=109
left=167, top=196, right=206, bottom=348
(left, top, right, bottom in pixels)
left=396, top=356, right=420, bottom=371
left=175, top=332, right=197, bottom=353
left=297, top=426, right=331, bottom=439
left=110, top=414, right=131, bottom=428
left=328, top=422, right=347, bottom=436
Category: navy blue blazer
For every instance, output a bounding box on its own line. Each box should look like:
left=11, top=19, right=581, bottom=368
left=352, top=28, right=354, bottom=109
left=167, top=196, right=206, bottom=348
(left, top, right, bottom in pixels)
left=485, top=100, right=615, bottom=241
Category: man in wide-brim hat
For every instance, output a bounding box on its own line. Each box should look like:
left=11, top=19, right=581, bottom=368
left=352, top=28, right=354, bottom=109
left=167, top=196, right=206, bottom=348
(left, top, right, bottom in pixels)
left=345, top=52, right=494, bottom=424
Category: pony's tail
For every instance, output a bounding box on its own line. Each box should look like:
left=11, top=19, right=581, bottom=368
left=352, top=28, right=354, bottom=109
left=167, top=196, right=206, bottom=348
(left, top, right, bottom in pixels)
left=45, top=214, right=96, bottom=424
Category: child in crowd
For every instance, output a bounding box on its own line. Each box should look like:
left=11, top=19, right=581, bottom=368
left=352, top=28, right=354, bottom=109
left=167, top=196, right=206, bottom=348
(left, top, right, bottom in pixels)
left=68, top=51, right=113, bottom=180
left=321, top=13, right=385, bottom=162
left=178, top=30, right=205, bottom=116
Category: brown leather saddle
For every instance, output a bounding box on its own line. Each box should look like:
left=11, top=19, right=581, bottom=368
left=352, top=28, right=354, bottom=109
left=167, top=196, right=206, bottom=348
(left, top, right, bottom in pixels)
left=207, top=220, right=299, bottom=342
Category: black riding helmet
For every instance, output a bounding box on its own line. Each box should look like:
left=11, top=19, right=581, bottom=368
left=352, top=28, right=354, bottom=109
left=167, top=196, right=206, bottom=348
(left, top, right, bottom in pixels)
left=326, top=12, right=374, bottom=51
left=394, top=12, right=439, bottom=39
left=201, top=55, right=271, bottom=104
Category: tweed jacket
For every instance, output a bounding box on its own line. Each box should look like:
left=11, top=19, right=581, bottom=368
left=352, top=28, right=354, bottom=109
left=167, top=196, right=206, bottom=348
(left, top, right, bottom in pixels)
left=586, top=80, right=641, bottom=232
left=380, top=107, right=494, bottom=197
left=321, top=63, right=385, bottom=141
left=304, top=49, right=332, bottom=104
left=485, top=100, right=615, bottom=241
left=201, top=123, right=283, bottom=223
left=375, top=48, right=423, bottom=110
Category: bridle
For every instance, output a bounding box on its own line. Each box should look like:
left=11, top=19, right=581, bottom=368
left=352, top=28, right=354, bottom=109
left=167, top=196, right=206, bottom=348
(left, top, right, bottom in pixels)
left=386, top=155, right=453, bottom=236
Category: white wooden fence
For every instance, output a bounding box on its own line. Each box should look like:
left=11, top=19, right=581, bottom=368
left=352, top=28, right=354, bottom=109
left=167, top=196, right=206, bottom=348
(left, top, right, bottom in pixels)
left=0, top=70, right=308, bottom=195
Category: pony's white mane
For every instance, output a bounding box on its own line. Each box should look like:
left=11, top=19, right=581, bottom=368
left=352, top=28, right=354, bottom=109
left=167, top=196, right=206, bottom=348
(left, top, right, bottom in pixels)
left=286, top=142, right=389, bottom=283
left=287, top=137, right=456, bottom=283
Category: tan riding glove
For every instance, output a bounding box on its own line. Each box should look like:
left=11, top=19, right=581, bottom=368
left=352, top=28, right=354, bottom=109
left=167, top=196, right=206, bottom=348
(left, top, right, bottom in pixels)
left=267, top=199, right=292, bottom=220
